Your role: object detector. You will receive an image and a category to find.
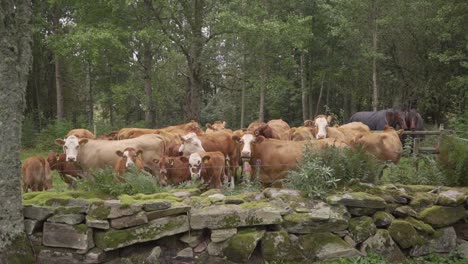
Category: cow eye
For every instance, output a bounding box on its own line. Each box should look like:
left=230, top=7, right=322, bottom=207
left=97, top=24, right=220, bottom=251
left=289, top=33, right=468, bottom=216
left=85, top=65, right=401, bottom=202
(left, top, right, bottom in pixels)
left=64, top=146, right=68, bottom=149
left=75, top=146, right=79, bottom=149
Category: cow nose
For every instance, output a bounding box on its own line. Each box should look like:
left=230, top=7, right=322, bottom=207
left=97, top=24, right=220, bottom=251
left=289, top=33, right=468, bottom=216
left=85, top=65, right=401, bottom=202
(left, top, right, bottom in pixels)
left=241, top=151, right=251, bottom=157
left=317, top=134, right=325, bottom=139
left=160, top=169, right=167, bottom=174
left=67, top=157, right=76, bottom=162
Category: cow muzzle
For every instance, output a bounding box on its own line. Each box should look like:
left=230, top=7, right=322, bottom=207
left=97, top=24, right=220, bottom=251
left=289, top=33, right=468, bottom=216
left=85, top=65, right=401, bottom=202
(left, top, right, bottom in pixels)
left=66, top=156, right=76, bottom=162
left=241, top=151, right=251, bottom=159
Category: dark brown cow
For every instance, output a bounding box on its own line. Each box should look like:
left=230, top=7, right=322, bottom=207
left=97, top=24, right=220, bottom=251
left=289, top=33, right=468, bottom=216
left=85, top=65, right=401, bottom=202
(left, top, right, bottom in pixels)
left=250, top=119, right=291, bottom=140
left=187, top=151, right=225, bottom=189
left=114, top=148, right=145, bottom=175
left=22, top=156, right=52, bottom=192
left=47, top=152, right=80, bottom=186
left=66, top=129, right=96, bottom=139
left=352, top=125, right=403, bottom=163
left=153, top=156, right=190, bottom=186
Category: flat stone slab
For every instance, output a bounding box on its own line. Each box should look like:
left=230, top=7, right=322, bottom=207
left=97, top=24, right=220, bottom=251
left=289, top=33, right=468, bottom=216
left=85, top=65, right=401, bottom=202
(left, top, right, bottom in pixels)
left=300, top=232, right=362, bottom=261
left=95, top=215, right=189, bottom=251
left=418, top=205, right=465, bottom=228
left=24, top=219, right=41, bottom=235
left=86, top=215, right=110, bottom=230
left=223, top=229, right=265, bottom=262
left=143, top=201, right=171, bottom=212
left=180, top=230, right=204, bottom=247
left=110, top=212, right=148, bottom=229
left=211, top=228, right=237, bottom=242
left=282, top=203, right=349, bottom=234
left=436, top=190, right=466, bottom=206
left=261, top=230, right=303, bottom=261
left=190, top=204, right=282, bottom=230
left=410, top=227, right=457, bottom=257
left=146, top=205, right=191, bottom=221
left=263, top=188, right=301, bottom=199
left=23, top=205, right=55, bottom=221
left=47, top=214, right=85, bottom=225
left=327, top=192, right=386, bottom=208
left=360, top=229, right=405, bottom=263
left=43, top=222, right=94, bottom=251
left=87, top=200, right=142, bottom=220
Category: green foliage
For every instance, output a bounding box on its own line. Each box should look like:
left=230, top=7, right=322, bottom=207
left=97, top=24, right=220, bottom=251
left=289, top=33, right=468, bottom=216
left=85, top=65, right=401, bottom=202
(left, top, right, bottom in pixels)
left=76, top=167, right=167, bottom=196
left=284, top=145, right=383, bottom=199
left=382, top=156, right=447, bottom=186
left=35, top=120, right=75, bottom=151
left=21, top=115, right=37, bottom=148
left=438, top=135, right=468, bottom=186
left=321, top=251, right=467, bottom=264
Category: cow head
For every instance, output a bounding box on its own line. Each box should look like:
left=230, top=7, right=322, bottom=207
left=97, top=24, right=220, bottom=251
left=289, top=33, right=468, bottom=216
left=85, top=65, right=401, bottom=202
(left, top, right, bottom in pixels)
left=116, top=148, right=142, bottom=168
left=232, top=133, right=264, bottom=161
left=304, top=120, right=314, bottom=127
left=153, top=156, right=176, bottom=186
left=178, top=133, right=205, bottom=156
left=206, top=121, right=226, bottom=132
left=55, top=135, right=88, bottom=162
left=313, top=115, right=333, bottom=139
left=186, top=153, right=211, bottom=182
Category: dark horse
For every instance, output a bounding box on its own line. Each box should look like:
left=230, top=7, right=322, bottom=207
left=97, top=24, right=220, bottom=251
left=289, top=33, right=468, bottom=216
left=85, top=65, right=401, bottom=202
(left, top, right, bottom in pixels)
left=349, top=109, right=407, bottom=130
left=405, top=109, right=424, bottom=131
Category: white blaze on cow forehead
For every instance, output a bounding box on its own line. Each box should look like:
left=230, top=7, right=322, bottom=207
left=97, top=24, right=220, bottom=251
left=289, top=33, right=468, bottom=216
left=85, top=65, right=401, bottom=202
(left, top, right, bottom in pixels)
left=180, top=134, right=205, bottom=156
left=123, top=150, right=135, bottom=168
left=182, top=132, right=197, bottom=141
left=189, top=153, right=202, bottom=166
left=315, top=116, right=329, bottom=139
left=240, top=134, right=255, bottom=157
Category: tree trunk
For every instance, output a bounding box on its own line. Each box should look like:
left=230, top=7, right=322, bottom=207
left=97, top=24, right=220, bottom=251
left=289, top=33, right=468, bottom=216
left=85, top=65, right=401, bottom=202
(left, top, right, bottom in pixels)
left=0, top=0, right=33, bottom=251
left=108, top=64, right=114, bottom=126
left=372, top=0, right=379, bottom=112
left=315, top=74, right=325, bottom=116
left=185, top=59, right=202, bottom=121
left=55, top=55, right=64, bottom=120
left=85, top=61, right=93, bottom=128
left=308, top=54, right=314, bottom=119
left=240, top=59, right=246, bottom=128
left=143, top=43, right=156, bottom=127
left=301, top=53, right=308, bottom=121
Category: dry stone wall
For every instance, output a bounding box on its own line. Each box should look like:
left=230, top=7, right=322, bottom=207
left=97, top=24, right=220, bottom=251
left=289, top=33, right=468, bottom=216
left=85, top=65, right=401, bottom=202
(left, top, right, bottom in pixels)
left=18, top=184, right=468, bottom=263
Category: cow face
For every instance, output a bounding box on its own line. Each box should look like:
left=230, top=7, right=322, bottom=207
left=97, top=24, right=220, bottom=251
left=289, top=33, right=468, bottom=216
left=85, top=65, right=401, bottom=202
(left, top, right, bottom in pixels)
left=154, top=157, right=171, bottom=186
left=187, top=153, right=203, bottom=180
left=314, top=115, right=332, bottom=139
left=235, top=133, right=264, bottom=160
left=179, top=133, right=205, bottom=156
left=55, top=135, right=88, bottom=162
left=116, top=148, right=142, bottom=168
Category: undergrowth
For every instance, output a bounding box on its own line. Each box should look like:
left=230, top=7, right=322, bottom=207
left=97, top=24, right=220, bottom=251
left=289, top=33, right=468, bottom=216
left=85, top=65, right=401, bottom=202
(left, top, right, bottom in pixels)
left=284, top=145, right=383, bottom=199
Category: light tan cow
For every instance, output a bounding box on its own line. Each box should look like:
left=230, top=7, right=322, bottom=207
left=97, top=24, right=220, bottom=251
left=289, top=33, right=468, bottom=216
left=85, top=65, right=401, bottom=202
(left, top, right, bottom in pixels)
left=249, top=119, right=291, bottom=140
left=22, top=157, right=53, bottom=192
left=55, top=134, right=166, bottom=173
left=206, top=121, right=231, bottom=133
left=352, top=125, right=403, bottom=163
left=66, top=129, right=95, bottom=139
left=289, top=127, right=315, bottom=141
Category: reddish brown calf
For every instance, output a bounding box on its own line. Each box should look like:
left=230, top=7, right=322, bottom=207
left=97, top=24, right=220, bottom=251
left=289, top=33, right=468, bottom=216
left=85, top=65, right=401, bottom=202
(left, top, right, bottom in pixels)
left=153, top=155, right=190, bottom=186
left=47, top=152, right=81, bottom=185
left=22, top=156, right=53, bottom=192
left=114, top=148, right=145, bottom=175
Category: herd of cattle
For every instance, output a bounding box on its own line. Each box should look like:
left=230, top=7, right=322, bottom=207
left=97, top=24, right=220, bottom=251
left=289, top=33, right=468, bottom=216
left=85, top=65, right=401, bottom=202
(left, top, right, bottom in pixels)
left=22, top=109, right=424, bottom=193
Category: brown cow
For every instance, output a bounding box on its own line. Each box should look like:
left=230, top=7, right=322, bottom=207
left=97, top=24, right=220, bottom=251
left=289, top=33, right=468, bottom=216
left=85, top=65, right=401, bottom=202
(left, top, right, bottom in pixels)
left=352, top=125, right=403, bottom=163
left=159, top=120, right=204, bottom=135
left=96, top=130, right=119, bottom=140
left=206, top=121, right=231, bottom=133
left=290, top=126, right=314, bottom=141
left=153, top=155, right=190, bottom=186
left=47, top=152, right=80, bottom=186
left=114, top=148, right=145, bottom=175
left=117, top=128, right=158, bottom=140
left=186, top=151, right=225, bottom=189
left=250, top=119, right=291, bottom=140
left=179, top=131, right=238, bottom=188
left=22, top=157, right=53, bottom=192
left=232, top=133, right=344, bottom=186
left=66, top=129, right=95, bottom=139
left=337, top=122, right=371, bottom=144
left=309, top=115, right=333, bottom=139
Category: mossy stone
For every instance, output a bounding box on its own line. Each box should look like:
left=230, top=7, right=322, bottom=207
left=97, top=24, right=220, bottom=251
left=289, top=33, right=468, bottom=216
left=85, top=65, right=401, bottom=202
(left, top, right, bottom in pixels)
left=261, top=230, right=303, bottom=261
left=372, top=211, right=394, bottom=227
left=347, top=207, right=377, bottom=216
left=2, top=234, right=35, bottom=264
left=348, top=216, right=377, bottom=244
left=435, top=190, right=467, bottom=206
left=388, top=220, right=425, bottom=249
left=200, top=189, right=222, bottom=197
left=223, top=229, right=265, bottom=262
left=404, top=217, right=436, bottom=236
left=299, top=232, right=360, bottom=261
left=327, top=192, right=386, bottom=208
left=409, top=192, right=436, bottom=209
left=418, top=205, right=465, bottom=228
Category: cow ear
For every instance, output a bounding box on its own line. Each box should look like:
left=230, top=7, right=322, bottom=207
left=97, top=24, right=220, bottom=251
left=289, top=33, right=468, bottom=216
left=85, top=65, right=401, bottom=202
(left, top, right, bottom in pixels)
left=169, top=159, right=174, bottom=166
left=180, top=156, right=189, bottom=163
left=79, top=138, right=89, bottom=145
left=327, top=116, right=333, bottom=123
left=397, top=129, right=404, bottom=137
left=222, top=121, right=226, bottom=126
left=153, top=158, right=159, bottom=164
left=232, top=135, right=241, bottom=143
left=255, top=136, right=265, bottom=144
left=116, top=150, right=124, bottom=157
left=202, top=156, right=211, bottom=164
left=55, top=153, right=60, bottom=160
left=136, top=150, right=143, bottom=156
left=206, top=123, right=213, bottom=129
left=290, top=128, right=296, bottom=133
left=55, top=139, right=65, bottom=146
left=242, top=128, right=248, bottom=132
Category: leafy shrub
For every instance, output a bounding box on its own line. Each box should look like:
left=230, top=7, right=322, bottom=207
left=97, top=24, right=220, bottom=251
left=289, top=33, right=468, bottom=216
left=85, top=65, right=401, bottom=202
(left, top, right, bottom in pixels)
left=21, top=115, right=37, bottom=148
left=382, top=156, right=447, bottom=186
left=438, top=135, right=468, bottom=186
left=35, top=120, right=75, bottom=151
left=76, top=167, right=167, bottom=196
left=284, top=145, right=383, bottom=199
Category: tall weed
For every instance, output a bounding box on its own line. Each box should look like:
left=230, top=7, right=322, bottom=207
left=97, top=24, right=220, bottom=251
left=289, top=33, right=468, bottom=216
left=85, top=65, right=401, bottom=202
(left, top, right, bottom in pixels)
left=438, top=135, right=468, bottom=186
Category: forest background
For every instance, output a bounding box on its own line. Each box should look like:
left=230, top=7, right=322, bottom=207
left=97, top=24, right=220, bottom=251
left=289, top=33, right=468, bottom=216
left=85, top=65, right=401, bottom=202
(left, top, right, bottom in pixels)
left=24, top=0, right=467, bottom=145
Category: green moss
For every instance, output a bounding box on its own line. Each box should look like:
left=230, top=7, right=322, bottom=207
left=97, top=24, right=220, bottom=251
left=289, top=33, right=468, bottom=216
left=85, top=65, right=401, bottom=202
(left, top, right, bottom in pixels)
left=418, top=205, right=465, bottom=228
left=73, top=224, right=89, bottom=234
left=405, top=217, right=436, bottom=236
left=118, top=193, right=182, bottom=206
left=261, top=230, right=303, bottom=261
left=22, top=191, right=107, bottom=206
left=239, top=201, right=271, bottom=209
left=299, top=232, right=350, bottom=258
left=55, top=206, right=84, bottom=214
left=388, top=220, right=425, bottom=249
left=4, top=234, right=35, bottom=264
left=224, top=229, right=265, bottom=262
left=88, top=203, right=111, bottom=220
left=200, top=189, right=222, bottom=197
left=348, top=216, right=377, bottom=244
left=396, top=184, right=439, bottom=193
left=372, top=211, right=394, bottom=227
left=409, top=192, right=436, bottom=209
left=283, top=212, right=310, bottom=223
left=223, top=215, right=241, bottom=228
